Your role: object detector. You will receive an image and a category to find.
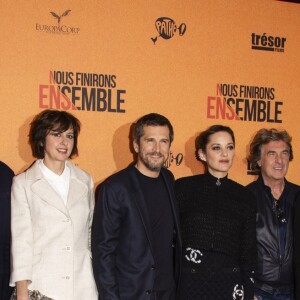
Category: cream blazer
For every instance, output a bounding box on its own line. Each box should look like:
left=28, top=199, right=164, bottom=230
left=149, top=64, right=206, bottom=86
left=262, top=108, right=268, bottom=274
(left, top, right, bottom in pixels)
left=10, top=160, right=98, bottom=300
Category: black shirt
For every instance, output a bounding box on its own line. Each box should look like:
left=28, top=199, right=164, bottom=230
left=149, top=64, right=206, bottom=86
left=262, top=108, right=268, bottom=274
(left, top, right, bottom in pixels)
left=135, top=168, right=175, bottom=292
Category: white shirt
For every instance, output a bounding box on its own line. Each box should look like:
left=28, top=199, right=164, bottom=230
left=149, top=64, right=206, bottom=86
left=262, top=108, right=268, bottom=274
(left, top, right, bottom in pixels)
left=39, top=160, right=70, bottom=206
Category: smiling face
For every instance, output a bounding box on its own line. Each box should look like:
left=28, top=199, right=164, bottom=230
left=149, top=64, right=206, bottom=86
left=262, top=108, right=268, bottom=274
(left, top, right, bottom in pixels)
left=43, top=127, right=74, bottom=172
left=134, top=125, right=171, bottom=177
left=258, top=140, right=290, bottom=185
left=198, top=131, right=235, bottom=178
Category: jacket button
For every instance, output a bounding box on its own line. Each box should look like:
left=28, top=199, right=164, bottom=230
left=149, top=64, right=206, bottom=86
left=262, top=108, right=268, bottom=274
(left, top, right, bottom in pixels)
left=146, top=290, right=152, bottom=295
left=151, top=265, right=155, bottom=270
left=191, top=268, right=196, bottom=273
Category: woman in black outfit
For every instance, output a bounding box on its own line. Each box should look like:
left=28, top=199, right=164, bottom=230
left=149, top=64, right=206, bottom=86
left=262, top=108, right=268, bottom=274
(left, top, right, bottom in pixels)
left=176, top=125, right=257, bottom=300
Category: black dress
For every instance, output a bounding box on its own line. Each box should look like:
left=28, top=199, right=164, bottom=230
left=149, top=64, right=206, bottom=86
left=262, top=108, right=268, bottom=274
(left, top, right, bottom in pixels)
left=176, top=173, right=257, bottom=300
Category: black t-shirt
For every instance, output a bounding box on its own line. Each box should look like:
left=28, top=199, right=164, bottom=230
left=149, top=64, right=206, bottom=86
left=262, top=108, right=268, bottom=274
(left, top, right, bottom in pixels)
left=135, top=168, right=175, bottom=292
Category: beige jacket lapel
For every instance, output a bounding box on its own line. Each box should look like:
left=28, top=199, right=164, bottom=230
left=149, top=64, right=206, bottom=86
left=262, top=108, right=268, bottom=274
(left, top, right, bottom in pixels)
left=26, top=160, right=69, bottom=216
left=66, top=161, right=89, bottom=210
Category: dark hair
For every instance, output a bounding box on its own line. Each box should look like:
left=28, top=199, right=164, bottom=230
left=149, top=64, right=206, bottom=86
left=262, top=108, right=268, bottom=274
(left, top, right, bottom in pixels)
left=195, top=125, right=235, bottom=159
left=133, top=113, right=174, bottom=144
left=29, top=109, right=81, bottom=159
left=247, top=128, right=293, bottom=170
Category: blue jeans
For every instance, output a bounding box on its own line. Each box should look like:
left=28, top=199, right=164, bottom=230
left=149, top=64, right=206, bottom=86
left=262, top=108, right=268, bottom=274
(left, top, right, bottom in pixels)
left=254, top=288, right=293, bottom=300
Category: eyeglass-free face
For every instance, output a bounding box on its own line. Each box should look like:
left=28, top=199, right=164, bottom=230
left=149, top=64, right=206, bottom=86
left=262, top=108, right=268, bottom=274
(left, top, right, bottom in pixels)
left=198, top=131, right=235, bottom=179
left=258, top=140, right=290, bottom=184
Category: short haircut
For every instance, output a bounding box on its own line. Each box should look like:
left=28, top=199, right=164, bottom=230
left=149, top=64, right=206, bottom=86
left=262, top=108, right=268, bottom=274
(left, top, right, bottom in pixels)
left=29, top=109, right=81, bottom=159
left=248, top=128, right=293, bottom=170
left=132, top=113, right=174, bottom=144
left=196, top=124, right=235, bottom=157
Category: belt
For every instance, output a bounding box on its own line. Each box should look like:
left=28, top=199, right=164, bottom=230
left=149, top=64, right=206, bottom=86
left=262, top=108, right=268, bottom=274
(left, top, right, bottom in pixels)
left=183, top=265, right=240, bottom=274
left=255, top=282, right=292, bottom=295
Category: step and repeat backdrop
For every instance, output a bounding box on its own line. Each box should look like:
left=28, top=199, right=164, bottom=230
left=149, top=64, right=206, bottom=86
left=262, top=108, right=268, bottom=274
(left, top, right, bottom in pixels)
left=1, top=0, right=300, bottom=186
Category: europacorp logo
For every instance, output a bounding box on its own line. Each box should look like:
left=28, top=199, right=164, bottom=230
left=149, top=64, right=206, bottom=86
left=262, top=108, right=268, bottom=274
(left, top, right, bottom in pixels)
left=151, top=17, right=186, bottom=44
left=36, top=9, right=80, bottom=34
left=251, top=33, right=286, bottom=52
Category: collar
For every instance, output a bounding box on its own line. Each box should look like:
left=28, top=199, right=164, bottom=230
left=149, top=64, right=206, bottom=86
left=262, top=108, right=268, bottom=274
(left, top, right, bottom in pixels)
left=25, top=159, right=89, bottom=182
left=258, top=174, right=289, bottom=204
left=257, top=174, right=288, bottom=193
left=39, top=159, right=70, bottom=182
left=206, top=172, right=228, bottom=187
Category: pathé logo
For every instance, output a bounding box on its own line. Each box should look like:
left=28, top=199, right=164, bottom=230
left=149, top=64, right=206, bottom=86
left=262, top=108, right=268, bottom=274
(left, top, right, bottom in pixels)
left=151, top=17, right=186, bottom=44
left=164, top=151, right=184, bottom=168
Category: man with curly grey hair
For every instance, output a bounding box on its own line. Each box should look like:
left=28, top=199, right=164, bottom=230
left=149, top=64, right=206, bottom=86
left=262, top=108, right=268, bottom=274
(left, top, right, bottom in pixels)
left=247, top=128, right=300, bottom=300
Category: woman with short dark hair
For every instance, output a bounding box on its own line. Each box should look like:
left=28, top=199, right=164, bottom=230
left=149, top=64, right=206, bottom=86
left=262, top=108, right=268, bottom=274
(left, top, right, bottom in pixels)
left=10, top=110, right=98, bottom=300
left=176, top=125, right=257, bottom=300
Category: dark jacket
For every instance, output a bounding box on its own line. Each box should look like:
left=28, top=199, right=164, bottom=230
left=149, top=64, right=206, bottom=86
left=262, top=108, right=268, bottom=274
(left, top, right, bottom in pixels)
left=247, top=175, right=300, bottom=294
left=91, top=165, right=182, bottom=300
left=176, top=173, right=257, bottom=300
left=294, top=194, right=300, bottom=299
left=0, top=161, right=14, bottom=299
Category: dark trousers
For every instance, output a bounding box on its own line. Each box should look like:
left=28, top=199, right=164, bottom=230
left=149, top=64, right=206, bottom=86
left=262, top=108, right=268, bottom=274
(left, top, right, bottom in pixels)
left=254, top=288, right=293, bottom=300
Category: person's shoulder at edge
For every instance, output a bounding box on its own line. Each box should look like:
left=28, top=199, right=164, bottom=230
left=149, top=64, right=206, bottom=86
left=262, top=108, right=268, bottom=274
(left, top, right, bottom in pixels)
left=0, top=161, right=14, bottom=188
left=0, top=160, right=14, bottom=175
